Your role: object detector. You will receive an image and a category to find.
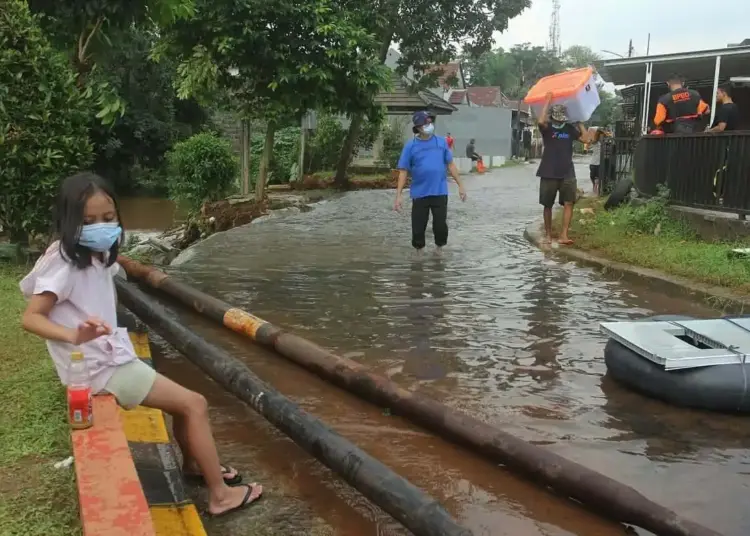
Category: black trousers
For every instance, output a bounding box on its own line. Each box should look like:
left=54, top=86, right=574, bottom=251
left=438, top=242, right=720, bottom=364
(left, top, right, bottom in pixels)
left=411, top=195, right=448, bottom=249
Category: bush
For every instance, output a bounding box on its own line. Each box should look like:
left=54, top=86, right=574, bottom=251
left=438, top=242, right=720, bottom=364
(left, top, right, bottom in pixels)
left=306, top=115, right=348, bottom=173
left=166, top=132, right=238, bottom=208
left=0, top=0, right=93, bottom=244
left=378, top=118, right=407, bottom=169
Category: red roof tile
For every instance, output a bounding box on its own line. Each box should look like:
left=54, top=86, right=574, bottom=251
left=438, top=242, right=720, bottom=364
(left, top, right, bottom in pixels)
left=466, top=87, right=504, bottom=107
left=426, top=63, right=462, bottom=89
left=449, top=90, right=466, bottom=104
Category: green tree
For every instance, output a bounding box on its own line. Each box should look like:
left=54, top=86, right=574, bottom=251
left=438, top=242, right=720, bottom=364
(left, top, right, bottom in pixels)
left=590, top=88, right=622, bottom=127
left=332, top=0, right=532, bottom=186
left=88, top=25, right=208, bottom=194
left=562, top=45, right=602, bottom=69
left=0, top=0, right=93, bottom=244
left=28, top=0, right=194, bottom=124
left=462, top=43, right=562, bottom=99
left=165, top=0, right=390, bottom=201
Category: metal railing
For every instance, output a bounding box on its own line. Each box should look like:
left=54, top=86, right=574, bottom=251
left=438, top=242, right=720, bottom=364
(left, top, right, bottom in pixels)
left=634, top=131, right=750, bottom=218
left=599, top=120, right=639, bottom=194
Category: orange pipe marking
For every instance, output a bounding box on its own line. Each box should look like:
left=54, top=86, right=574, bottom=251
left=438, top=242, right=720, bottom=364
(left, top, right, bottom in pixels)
left=224, top=308, right=266, bottom=339
left=118, top=256, right=168, bottom=287
left=73, top=395, right=155, bottom=536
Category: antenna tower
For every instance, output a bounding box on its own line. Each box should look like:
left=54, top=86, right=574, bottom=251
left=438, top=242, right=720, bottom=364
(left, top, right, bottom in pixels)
left=548, top=0, right=561, bottom=57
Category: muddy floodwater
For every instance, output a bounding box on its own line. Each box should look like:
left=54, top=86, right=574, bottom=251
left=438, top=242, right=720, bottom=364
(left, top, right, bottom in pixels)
left=148, top=164, right=750, bottom=536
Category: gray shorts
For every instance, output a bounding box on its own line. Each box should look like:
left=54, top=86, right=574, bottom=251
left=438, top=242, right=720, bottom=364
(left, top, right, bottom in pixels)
left=103, top=359, right=157, bottom=409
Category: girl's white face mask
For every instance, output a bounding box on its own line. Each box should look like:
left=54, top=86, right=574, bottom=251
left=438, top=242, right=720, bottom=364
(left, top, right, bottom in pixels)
left=78, top=222, right=122, bottom=252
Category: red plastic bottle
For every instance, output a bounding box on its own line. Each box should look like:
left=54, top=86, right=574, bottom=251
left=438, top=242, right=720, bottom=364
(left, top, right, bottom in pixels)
left=67, top=351, right=93, bottom=430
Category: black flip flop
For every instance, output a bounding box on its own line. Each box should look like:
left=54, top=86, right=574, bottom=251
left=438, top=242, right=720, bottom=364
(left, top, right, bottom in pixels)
left=185, top=465, right=243, bottom=486
left=208, top=483, right=263, bottom=518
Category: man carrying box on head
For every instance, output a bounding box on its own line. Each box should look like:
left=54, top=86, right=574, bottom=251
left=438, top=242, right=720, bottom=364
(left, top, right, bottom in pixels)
left=536, top=92, right=593, bottom=246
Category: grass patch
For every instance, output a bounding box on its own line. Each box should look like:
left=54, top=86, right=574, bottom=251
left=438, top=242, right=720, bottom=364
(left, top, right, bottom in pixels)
left=500, top=159, right=525, bottom=168
left=559, top=195, right=750, bottom=293
left=0, top=264, right=81, bottom=536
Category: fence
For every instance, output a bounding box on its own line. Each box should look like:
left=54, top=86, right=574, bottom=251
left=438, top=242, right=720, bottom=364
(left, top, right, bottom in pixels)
left=599, top=120, right=639, bottom=195
left=634, top=131, right=750, bottom=218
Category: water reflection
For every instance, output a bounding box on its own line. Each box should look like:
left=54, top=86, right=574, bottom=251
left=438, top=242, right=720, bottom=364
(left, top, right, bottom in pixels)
left=520, top=264, right=569, bottom=383
left=401, top=259, right=449, bottom=381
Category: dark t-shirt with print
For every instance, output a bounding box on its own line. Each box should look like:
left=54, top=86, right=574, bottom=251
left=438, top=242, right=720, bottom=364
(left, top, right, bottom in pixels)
left=712, top=102, right=740, bottom=131
left=536, top=123, right=581, bottom=179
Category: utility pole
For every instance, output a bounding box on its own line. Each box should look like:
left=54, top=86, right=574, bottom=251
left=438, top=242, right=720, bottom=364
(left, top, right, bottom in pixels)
left=627, top=39, right=634, bottom=58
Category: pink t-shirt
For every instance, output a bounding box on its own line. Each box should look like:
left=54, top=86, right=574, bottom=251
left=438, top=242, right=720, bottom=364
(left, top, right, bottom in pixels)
left=19, top=242, right=137, bottom=392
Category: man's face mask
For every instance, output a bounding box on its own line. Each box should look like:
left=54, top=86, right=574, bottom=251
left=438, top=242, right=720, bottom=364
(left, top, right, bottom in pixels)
left=422, top=123, right=435, bottom=135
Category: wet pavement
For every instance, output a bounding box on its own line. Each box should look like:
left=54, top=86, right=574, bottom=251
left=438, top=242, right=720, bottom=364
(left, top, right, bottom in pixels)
left=146, top=163, right=750, bottom=535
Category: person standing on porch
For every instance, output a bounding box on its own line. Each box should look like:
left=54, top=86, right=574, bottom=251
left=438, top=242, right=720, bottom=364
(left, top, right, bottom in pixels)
left=707, top=85, right=740, bottom=132
left=652, top=74, right=710, bottom=134
left=536, top=93, right=592, bottom=246
left=394, top=111, right=467, bottom=255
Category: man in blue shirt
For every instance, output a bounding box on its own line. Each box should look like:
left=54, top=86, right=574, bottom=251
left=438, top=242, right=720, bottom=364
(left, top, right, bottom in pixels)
left=394, top=111, right=467, bottom=253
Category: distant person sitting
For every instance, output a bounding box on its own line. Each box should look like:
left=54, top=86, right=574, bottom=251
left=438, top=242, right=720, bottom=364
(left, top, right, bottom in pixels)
left=446, top=132, right=455, bottom=151
left=536, top=93, right=592, bottom=246
left=707, top=85, right=739, bottom=132
left=465, top=139, right=482, bottom=171
left=652, top=74, right=710, bottom=134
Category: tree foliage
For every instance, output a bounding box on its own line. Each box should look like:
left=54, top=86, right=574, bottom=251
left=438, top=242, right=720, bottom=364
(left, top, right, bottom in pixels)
left=0, top=0, right=93, bottom=243
left=166, top=0, right=390, bottom=120
left=28, top=0, right=194, bottom=125
left=462, top=43, right=562, bottom=98
left=88, top=25, right=208, bottom=194
left=562, top=45, right=602, bottom=70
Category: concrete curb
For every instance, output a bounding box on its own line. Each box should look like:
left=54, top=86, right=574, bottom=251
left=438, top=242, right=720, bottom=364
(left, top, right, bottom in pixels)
left=72, top=327, right=207, bottom=536
left=523, top=219, right=750, bottom=314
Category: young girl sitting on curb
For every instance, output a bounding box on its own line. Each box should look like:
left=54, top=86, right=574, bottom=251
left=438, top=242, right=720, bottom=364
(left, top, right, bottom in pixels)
left=20, top=172, right=263, bottom=517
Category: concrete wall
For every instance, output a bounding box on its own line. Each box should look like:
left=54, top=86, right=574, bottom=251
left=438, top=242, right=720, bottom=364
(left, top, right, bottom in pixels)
left=406, top=105, right=513, bottom=159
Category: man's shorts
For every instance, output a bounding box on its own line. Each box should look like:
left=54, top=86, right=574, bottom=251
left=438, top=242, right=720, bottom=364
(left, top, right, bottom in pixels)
left=539, top=177, right=577, bottom=208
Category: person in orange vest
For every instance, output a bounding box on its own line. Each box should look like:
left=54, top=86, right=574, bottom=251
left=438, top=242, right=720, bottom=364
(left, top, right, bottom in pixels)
left=652, top=74, right=710, bottom=134
left=445, top=132, right=455, bottom=151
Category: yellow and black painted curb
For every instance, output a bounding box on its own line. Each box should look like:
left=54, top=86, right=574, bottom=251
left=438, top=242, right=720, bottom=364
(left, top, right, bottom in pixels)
left=125, top=331, right=207, bottom=536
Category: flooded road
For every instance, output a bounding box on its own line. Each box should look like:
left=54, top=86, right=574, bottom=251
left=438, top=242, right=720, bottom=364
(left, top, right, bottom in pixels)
left=153, top=164, right=750, bottom=535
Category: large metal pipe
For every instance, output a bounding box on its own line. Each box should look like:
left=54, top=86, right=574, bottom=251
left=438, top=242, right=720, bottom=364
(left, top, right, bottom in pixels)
left=115, top=279, right=471, bottom=536
left=118, top=256, right=720, bottom=536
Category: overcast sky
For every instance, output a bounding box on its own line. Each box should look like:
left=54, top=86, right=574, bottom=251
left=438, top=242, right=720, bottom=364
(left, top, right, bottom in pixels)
left=494, top=0, right=750, bottom=58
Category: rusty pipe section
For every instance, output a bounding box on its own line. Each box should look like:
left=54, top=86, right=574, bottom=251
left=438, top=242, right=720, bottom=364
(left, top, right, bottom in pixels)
left=115, top=279, right=472, bottom=536
left=117, top=256, right=720, bottom=536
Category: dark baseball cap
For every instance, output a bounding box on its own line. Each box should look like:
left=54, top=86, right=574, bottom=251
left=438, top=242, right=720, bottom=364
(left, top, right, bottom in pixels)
left=412, top=111, right=434, bottom=127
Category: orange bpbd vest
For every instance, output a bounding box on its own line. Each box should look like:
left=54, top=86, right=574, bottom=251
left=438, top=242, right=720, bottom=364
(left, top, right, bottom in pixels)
left=658, top=87, right=703, bottom=132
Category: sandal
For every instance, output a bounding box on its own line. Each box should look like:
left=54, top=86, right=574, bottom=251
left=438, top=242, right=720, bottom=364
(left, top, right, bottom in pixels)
left=208, top=483, right=263, bottom=518
left=185, top=465, right=243, bottom=486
